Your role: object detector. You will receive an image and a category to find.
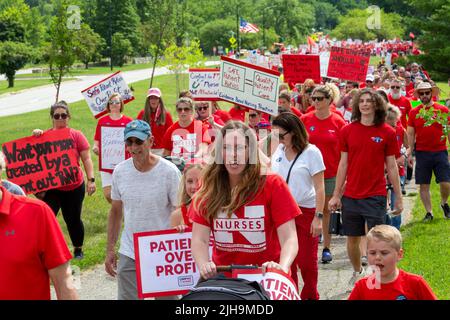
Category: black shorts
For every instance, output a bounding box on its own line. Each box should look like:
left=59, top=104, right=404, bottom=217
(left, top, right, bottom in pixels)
left=341, top=196, right=387, bottom=237
left=415, top=150, right=450, bottom=184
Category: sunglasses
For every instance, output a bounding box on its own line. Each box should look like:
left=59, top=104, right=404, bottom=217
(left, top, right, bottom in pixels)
left=366, top=80, right=373, bottom=83
left=249, top=114, right=258, bottom=118
left=274, top=130, right=290, bottom=139
left=390, top=86, right=401, bottom=89
left=418, top=91, right=431, bottom=96
left=53, top=113, right=68, bottom=120
left=196, top=106, right=208, bottom=111
left=109, top=100, right=121, bottom=105
left=311, top=96, right=326, bottom=102
left=125, top=138, right=144, bottom=146
left=177, top=107, right=192, bottom=113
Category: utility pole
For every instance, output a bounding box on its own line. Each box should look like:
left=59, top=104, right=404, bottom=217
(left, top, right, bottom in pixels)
left=109, top=0, right=113, bottom=71
left=236, top=3, right=240, bottom=58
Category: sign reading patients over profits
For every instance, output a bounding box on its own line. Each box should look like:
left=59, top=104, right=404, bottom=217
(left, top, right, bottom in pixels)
left=327, top=46, right=370, bottom=83
left=189, top=68, right=220, bottom=101
left=1, top=128, right=80, bottom=194
left=232, top=268, right=301, bottom=300
left=219, top=56, right=280, bottom=116
left=99, top=126, right=126, bottom=173
left=134, top=229, right=212, bottom=298
left=81, top=71, right=134, bottom=118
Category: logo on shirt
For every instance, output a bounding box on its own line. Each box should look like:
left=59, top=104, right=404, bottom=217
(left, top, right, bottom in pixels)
left=309, top=126, right=316, bottom=132
left=396, top=295, right=408, bottom=300
left=328, top=129, right=336, bottom=134
left=276, top=157, right=282, bottom=163
left=4, top=230, right=15, bottom=236
left=371, top=136, right=383, bottom=143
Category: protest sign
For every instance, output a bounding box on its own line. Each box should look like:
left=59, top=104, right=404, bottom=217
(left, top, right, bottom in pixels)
left=1, top=128, right=80, bottom=194
left=189, top=68, right=220, bottom=101
left=320, top=52, right=330, bottom=78
left=218, top=56, right=280, bottom=116
left=99, top=126, right=126, bottom=173
left=327, top=46, right=370, bottom=82
left=282, top=54, right=321, bottom=85
left=81, top=71, right=134, bottom=118
left=232, top=268, right=301, bottom=300
left=134, top=229, right=212, bottom=298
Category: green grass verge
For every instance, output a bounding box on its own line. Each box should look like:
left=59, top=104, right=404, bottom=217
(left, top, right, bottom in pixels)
left=398, top=180, right=450, bottom=299
left=0, top=78, right=75, bottom=95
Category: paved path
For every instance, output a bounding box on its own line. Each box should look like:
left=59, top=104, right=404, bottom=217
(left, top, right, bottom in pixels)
left=51, top=181, right=417, bottom=300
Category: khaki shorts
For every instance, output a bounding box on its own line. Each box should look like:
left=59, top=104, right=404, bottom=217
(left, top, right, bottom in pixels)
left=324, top=177, right=336, bottom=196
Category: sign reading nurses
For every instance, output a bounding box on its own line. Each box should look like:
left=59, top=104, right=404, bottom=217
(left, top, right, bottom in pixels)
left=99, top=126, right=126, bottom=173
left=189, top=68, right=220, bottom=101
left=218, top=56, right=280, bottom=116
left=81, top=71, right=134, bottom=119
left=282, top=54, right=321, bottom=85
left=232, top=268, right=301, bottom=300
left=1, top=128, right=80, bottom=194
left=134, top=229, right=212, bottom=298
left=327, top=46, right=370, bottom=82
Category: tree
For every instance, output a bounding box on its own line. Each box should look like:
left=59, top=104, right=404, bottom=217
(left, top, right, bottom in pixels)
left=0, top=41, right=34, bottom=87
left=199, top=18, right=235, bottom=55
left=111, top=32, right=132, bottom=67
left=47, top=0, right=77, bottom=102
left=74, top=24, right=105, bottom=69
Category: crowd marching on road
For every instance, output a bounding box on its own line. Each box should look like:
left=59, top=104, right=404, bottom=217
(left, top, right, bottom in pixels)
left=0, top=52, right=448, bottom=301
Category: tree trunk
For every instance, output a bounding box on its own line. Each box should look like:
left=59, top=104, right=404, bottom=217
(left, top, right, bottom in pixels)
left=7, top=75, right=14, bottom=88
left=149, top=47, right=160, bottom=88
left=85, top=61, right=89, bottom=69
left=55, top=68, right=63, bottom=102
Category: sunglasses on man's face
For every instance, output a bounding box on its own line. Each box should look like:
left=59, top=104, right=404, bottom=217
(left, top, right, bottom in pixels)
left=390, top=86, right=401, bottom=90
left=311, top=96, right=326, bottom=102
left=53, top=113, right=68, bottom=120
left=418, top=91, right=431, bottom=96
left=366, top=80, right=373, bottom=83
left=249, top=114, right=258, bottom=118
left=177, top=107, right=192, bottom=113
left=125, top=138, right=144, bottom=146
left=196, top=106, right=208, bottom=111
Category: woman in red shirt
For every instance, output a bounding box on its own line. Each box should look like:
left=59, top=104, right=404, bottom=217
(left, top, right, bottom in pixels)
left=190, top=121, right=300, bottom=279
left=92, top=93, right=133, bottom=203
left=136, top=88, right=173, bottom=155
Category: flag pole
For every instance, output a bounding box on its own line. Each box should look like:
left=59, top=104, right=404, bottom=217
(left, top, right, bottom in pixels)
left=236, top=4, right=240, bottom=58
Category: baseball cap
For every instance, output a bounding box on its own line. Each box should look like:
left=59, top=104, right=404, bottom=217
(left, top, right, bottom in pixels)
left=366, top=74, right=375, bottom=82
left=124, top=120, right=151, bottom=141
left=147, top=87, right=162, bottom=98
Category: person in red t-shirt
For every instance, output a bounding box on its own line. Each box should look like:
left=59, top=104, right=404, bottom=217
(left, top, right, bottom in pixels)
left=388, top=79, right=412, bottom=129
left=194, top=101, right=225, bottom=140
left=93, top=93, right=133, bottom=203
left=0, top=185, right=78, bottom=300
left=228, top=104, right=247, bottom=122
left=32, top=101, right=96, bottom=260
left=279, top=91, right=302, bottom=118
left=190, top=121, right=300, bottom=280
left=211, top=101, right=232, bottom=124
left=349, top=225, right=437, bottom=300
left=170, top=161, right=204, bottom=232
left=407, top=82, right=450, bottom=221
left=136, top=88, right=173, bottom=156
left=301, top=84, right=347, bottom=264
left=162, top=97, right=211, bottom=160
left=329, top=89, right=403, bottom=288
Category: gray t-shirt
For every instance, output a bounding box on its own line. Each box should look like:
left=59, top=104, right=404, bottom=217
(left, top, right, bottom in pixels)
left=111, top=157, right=181, bottom=259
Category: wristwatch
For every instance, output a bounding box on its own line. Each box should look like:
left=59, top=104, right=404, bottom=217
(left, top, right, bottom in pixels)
left=88, top=177, right=95, bottom=183
left=315, top=212, right=323, bottom=219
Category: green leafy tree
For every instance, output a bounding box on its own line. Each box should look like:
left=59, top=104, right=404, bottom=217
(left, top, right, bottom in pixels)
left=199, top=18, right=235, bottom=55
left=47, top=0, right=77, bottom=102
left=74, top=24, right=105, bottom=69
left=417, top=107, right=450, bottom=148
left=111, top=32, right=132, bottom=67
left=0, top=41, right=34, bottom=87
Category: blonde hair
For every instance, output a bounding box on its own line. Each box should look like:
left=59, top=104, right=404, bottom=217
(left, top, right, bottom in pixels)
left=178, top=163, right=204, bottom=207
left=367, top=225, right=402, bottom=251
left=386, top=104, right=401, bottom=122
left=312, top=83, right=340, bottom=105
left=192, top=121, right=265, bottom=220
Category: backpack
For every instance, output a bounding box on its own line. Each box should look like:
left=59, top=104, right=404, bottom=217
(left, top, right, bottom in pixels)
left=181, top=274, right=270, bottom=300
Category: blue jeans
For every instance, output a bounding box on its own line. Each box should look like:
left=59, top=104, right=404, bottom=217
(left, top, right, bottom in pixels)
left=389, top=175, right=405, bottom=230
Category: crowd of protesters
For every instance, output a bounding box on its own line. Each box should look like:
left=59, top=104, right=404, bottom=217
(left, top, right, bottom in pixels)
left=1, top=56, right=447, bottom=301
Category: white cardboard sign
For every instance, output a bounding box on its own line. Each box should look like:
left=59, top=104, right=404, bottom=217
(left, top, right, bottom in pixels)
left=189, top=68, right=220, bottom=101
left=100, top=126, right=126, bottom=172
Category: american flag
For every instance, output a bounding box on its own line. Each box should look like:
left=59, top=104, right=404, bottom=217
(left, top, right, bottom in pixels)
left=240, top=18, right=259, bottom=33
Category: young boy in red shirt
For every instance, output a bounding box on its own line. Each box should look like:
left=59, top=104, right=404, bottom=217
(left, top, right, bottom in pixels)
left=349, top=225, right=437, bottom=300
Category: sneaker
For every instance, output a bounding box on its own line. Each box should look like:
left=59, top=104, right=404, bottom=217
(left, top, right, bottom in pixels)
left=319, top=234, right=323, bottom=244
left=348, top=268, right=365, bottom=288
left=441, top=203, right=450, bottom=219
left=361, top=256, right=368, bottom=267
left=423, top=212, right=434, bottom=222
left=401, top=186, right=406, bottom=195
left=74, top=247, right=84, bottom=260
left=321, top=248, right=332, bottom=263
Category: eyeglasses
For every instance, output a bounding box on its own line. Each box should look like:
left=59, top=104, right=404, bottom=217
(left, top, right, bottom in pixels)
left=418, top=91, right=431, bottom=96
left=311, top=96, right=326, bottom=102
left=177, top=107, right=192, bottom=113
left=109, top=100, right=121, bottom=105
left=249, top=114, right=258, bottom=118
left=125, top=138, right=145, bottom=146
left=196, top=106, right=208, bottom=111
left=273, top=130, right=290, bottom=139
left=366, top=80, right=373, bottom=83
left=390, top=86, right=401, bottom=89
left=53, top=113, right=68, bottom=120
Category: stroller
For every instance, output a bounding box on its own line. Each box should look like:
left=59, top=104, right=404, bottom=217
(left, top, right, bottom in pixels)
left=181, top=265, right=270, bottom=300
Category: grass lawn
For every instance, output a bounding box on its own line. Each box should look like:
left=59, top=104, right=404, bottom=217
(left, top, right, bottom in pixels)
left=398, top=180, right=450, bottom=299
left=0, top=78, right=75, bottom=95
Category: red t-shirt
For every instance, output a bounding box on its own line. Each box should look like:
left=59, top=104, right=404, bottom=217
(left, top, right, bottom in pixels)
left=305, top=105, right=345, bottom=120
left=340, top=122, right=398, bottom=199
left=229, top=107, right=246, bottom=122
left=0, top=186, right=72, bottom=300
left=94, top=115, right=133, bottom=173
left=214, top=110, right=232, bottom=124
left=388, top=95, right=412, bottom=129
left=181, top=204, right=192, bottom=228
left=301, top=112, right=346, bottom=178
left=162, top=120, right=211, bottom=159
left=349, top=269, right=437, bottom=300
left=189, top=174, right=301, bottom=266
left=290, top=106, right=303, bottom=119
left=408, top=103, right=449, bottom=152
left=137, top=110, right=174, bottom=149
left=44, top=128, right=89, bottom=191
